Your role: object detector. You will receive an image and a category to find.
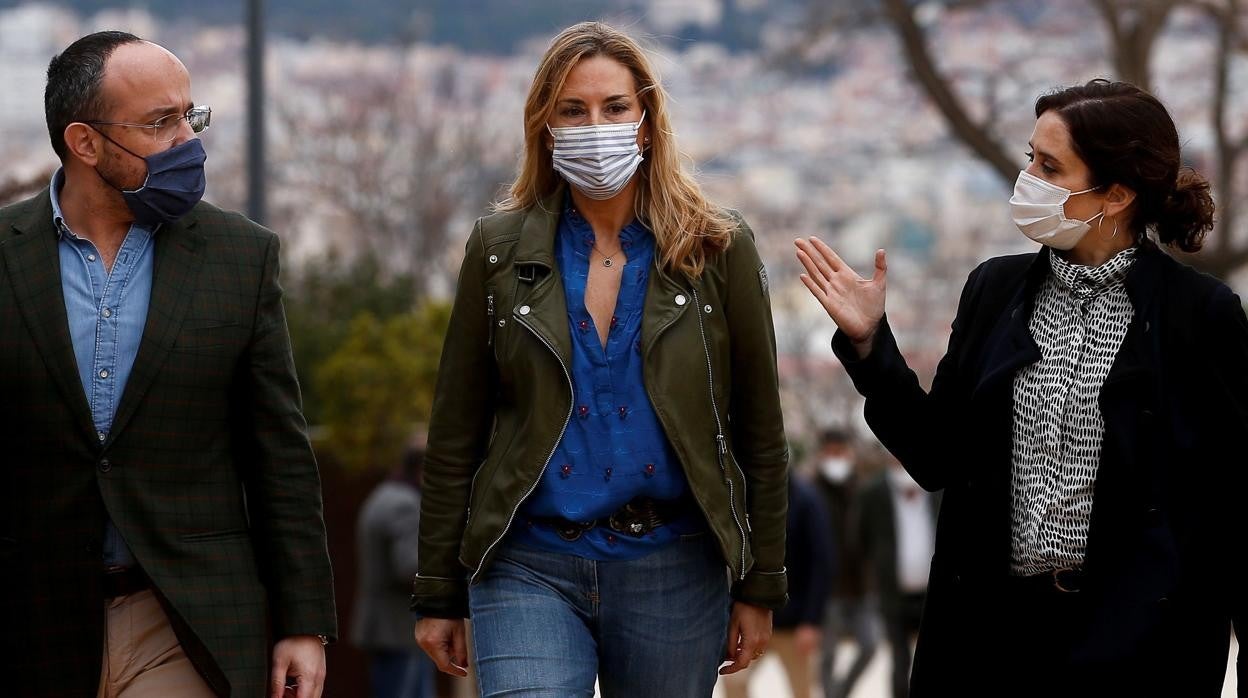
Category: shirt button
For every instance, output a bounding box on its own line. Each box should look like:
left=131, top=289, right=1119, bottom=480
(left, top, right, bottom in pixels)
left=604, top=467, right=613, bottom=481
left=519, top=305, right=531, bottom=315
left=488, top=254, right=499, bottom=264
left=675, top=294, right=687, bottom=306
left=98, top=458, right=111, bottom=473
left=97, top=431, right=105, bottom=443
left=87, top=254, right=97, bottom=262
left=99, top=369, right=109, bottom=379
left=101, top=308, right=112, bottom=318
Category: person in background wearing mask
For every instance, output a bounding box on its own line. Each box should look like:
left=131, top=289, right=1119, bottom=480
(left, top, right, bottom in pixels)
left=857, top=457, right=939, bottom=698
left=351, top=446, right=435, bottom=698
left=0, top=32, right=337, bottom=698
left=796, top=79, right=1245, bottom=695
left=812, top=429, right=878, bottom=698
left=412, top=21, right=788, bottom=697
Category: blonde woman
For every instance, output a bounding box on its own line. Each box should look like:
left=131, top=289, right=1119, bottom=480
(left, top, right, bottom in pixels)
left=412, top=21, right=789, bottom=696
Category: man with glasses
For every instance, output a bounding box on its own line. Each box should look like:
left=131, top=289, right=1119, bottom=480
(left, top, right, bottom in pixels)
left=0, top=31, right=336, bottom=698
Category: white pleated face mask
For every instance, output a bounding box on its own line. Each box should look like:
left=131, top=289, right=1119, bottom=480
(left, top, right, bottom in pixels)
left=1010, top=170, right=1104, bottom=250
left=547, top=111, right=645, bottom=200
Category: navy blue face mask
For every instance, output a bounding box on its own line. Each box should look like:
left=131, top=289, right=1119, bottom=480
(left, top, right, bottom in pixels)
left=93, top=132, right=208, bottom=227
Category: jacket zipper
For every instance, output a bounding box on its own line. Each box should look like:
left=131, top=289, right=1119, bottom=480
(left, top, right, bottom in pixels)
left=486, top=291, right=496, bottom=346
left=691, top=287, right=748, bottom=580
left=470, top=309, right=574, bottom=584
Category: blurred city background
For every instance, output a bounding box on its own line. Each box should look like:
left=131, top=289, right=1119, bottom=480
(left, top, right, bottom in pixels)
left=0, top=0, right=1242, bottom=696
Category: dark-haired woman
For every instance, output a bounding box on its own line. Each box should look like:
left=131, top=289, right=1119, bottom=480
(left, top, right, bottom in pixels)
left=796, top=79, right=1245, bottom=695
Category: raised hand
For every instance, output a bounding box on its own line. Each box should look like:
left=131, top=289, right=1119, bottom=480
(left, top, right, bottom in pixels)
left=795, top=236, right=887, bottom=356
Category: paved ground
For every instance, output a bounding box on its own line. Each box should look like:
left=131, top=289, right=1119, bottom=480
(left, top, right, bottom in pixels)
left=711, top=636, right=1240, bottom=698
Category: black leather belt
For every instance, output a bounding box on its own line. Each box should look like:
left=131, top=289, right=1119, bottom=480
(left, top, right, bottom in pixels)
left=102, top=566, right=151, bottom=598
left=1010, top=567, right=1085, bottom=594
left=531, top=497, right=689, bottom=541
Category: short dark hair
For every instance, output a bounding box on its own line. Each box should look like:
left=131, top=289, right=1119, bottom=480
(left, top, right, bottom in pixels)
left=44, top=31, right=143, bottom=161
left=1035, top=79, right=1215, bottom=253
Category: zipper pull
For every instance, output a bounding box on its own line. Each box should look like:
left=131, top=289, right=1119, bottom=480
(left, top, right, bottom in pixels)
left=716, top=433, right=727, bottom=455
left=487, top=292, right=496, bottom=346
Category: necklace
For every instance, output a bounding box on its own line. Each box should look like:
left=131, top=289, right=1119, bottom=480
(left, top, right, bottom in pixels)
left=592, top=243, right=623, bottom=268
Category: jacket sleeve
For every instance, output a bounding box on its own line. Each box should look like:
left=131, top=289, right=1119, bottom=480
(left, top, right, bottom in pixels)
left=411, top=221, right=495, bottom=618
left=237, top=231, right=338, bottom=640
left=723, top=214, right=790, bottom=609
left=830, top=262, right=990, bottom=492
left=1201, top=285, right=1248, bottom=675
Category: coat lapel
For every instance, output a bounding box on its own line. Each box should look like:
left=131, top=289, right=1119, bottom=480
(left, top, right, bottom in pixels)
left=2, top=190, right=98, bottom=445
left=104, top=212, right=205, bottom=448
left=971, top=252, right=1047, bottom=402
left=511, top=192, right=572, bottom=367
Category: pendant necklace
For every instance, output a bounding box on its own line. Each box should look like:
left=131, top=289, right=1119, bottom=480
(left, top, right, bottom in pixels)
left=592, top=243, right=623, bottom=268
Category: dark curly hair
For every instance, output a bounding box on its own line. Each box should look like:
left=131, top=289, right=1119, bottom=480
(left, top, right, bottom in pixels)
left=1035, top=79, right=1215, bottom=253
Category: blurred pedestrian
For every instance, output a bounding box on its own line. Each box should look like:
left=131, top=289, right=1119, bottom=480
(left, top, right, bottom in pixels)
left=857, top=458, right=939, bottom=698
left=352, top=447, right=435, bottom=698
left=797, top=79, right=1246, bottom=695
left=812, top=429, right=878, bottom=698
left=411, top=21, right=789, bottom=697
left=722, top=472, right=835, bottom=698
left=0, top=31, right=336, bottom=698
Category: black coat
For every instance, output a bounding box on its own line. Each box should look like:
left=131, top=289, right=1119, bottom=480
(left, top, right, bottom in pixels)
left=833, top=243, right=1246, bottom=696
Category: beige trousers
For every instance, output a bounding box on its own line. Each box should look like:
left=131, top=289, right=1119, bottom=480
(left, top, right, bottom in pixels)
left=96, top=589, right=217, bottom=698
left=719, top=630, right=815, bottom=698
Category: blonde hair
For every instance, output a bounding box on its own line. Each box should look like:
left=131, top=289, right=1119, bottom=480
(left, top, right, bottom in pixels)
left=496, top=21, right=734, bottom=279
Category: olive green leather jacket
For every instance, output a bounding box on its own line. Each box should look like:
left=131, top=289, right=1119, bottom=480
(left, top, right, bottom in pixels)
left=412, top=191, right=788, bottom=617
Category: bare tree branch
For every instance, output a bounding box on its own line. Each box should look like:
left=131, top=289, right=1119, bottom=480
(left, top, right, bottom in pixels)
left=1092, top=0, right=1178, bottom=90
left=880, top=0, right=1017, bottom=183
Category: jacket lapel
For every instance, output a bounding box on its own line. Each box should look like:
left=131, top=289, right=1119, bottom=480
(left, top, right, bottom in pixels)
left=104, top=212, right=205, bottom=448
left=511, top=192, right=572, bottom=367
left=971, top=252, right=1047, bottom=402
left=641, top=264, right=690, bottom=355
left=2, top=190, right=98, bottom=445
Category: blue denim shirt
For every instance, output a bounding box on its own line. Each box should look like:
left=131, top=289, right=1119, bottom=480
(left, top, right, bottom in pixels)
left=50, top=169, right=156, bottom=568
left=514, top=203, right=699, bottom=560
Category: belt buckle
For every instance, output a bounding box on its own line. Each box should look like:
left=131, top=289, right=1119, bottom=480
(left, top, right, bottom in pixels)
left=1051, top=567, right=1080, bottom=593
left=608, top=510, right=651, bottom=537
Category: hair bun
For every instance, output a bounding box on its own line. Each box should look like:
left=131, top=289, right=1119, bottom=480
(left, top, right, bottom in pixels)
left=1155, top=167, right=1215, bottom=253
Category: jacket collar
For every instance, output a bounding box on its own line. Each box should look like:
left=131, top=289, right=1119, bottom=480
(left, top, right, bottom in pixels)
left=973, top=242, right=1167, bottom=399
left=513, top=187, right=565, bottom=270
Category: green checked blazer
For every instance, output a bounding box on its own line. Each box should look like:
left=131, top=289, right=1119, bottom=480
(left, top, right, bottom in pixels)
left=0, top=190, right=337, bottom=697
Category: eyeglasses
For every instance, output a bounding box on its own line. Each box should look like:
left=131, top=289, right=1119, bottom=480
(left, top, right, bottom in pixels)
left=87, top=105, right=212, bottom=143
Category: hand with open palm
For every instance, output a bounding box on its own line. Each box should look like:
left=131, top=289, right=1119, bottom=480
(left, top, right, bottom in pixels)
left=794, top=236, right=887, bottom=357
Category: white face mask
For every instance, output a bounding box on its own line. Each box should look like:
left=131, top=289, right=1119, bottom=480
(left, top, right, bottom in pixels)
left=818, top=457, right=853, bottom=483
left=547, top=111, right=646, bottom=200
left=1010, top=169, right=1104, bottom=250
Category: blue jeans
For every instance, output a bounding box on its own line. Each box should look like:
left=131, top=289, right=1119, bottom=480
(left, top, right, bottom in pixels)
left=369, top=649, right=436, bottom=698
left=469, top=532, right=731, bottom=697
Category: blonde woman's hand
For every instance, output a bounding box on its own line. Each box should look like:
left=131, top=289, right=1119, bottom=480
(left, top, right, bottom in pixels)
left=795, top=236, right=887, bottom=357
left=415, top=618, right=469, bottom=677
